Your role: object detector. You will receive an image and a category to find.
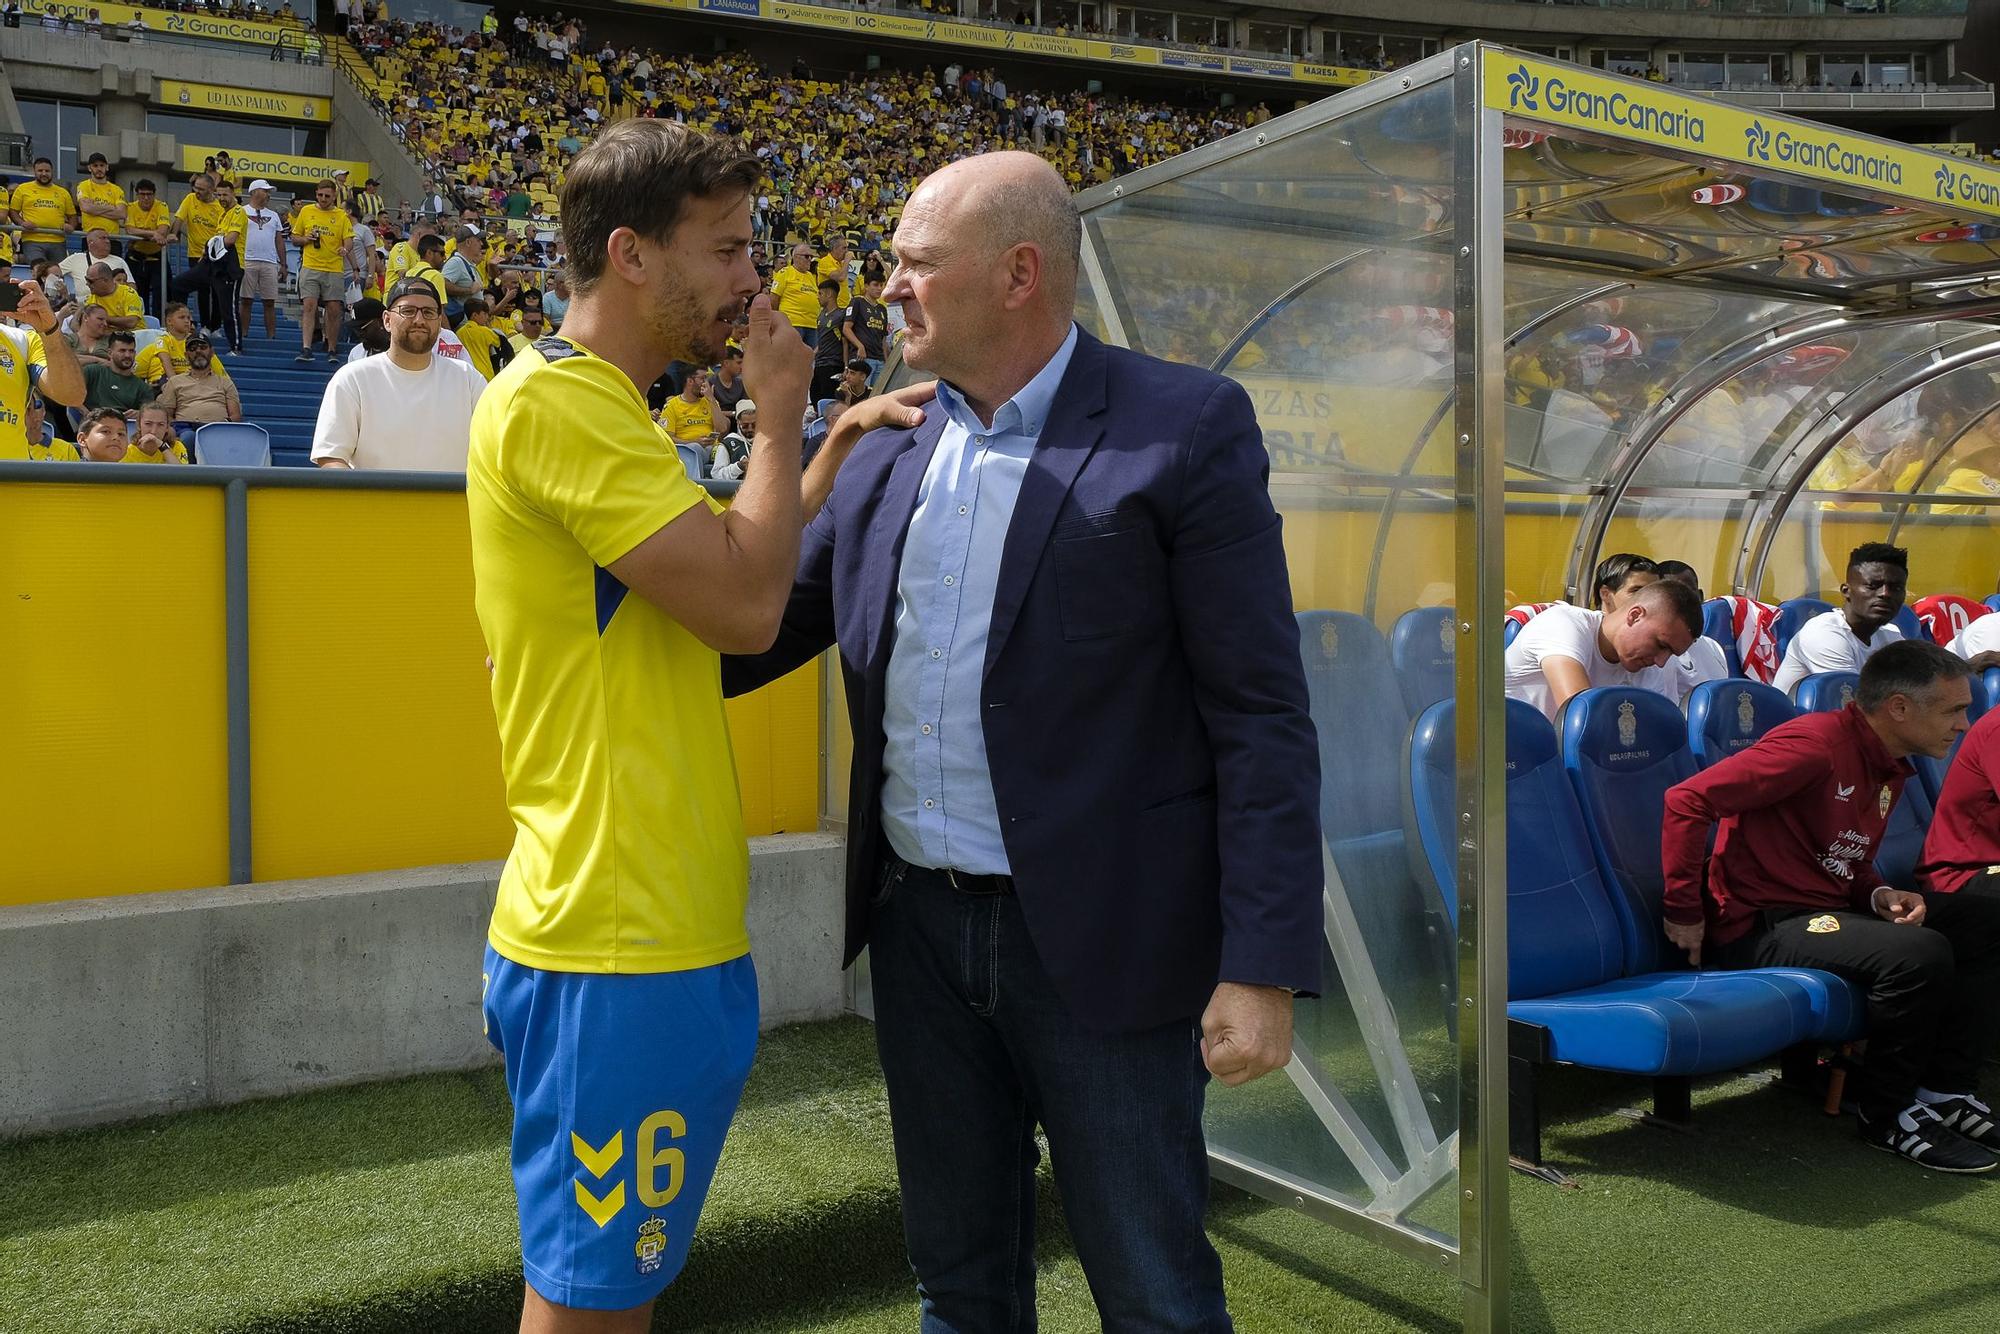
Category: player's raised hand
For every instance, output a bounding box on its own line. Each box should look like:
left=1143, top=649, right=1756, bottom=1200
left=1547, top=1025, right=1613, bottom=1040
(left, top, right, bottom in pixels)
left=739, top=293, right=811, bottom=431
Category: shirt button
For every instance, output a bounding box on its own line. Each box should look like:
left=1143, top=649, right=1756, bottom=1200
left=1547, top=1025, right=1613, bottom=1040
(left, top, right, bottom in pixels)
left=921, top=724, right=932, bottom=735
left=958, top=505, right=968, bottom=515
left=923, top=798, right=935, bottom=809
left=931, top=648, right=941, bottom=659
left=943, top=575, right=954, bottom=586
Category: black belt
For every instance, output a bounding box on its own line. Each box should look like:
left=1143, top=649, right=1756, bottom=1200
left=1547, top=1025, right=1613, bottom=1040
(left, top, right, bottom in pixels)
left=889, top=850, right=1014, bottom=896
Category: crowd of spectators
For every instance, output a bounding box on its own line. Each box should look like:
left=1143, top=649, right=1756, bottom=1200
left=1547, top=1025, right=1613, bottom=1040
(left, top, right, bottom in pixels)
left=347, top=8, right=1252, bottom=255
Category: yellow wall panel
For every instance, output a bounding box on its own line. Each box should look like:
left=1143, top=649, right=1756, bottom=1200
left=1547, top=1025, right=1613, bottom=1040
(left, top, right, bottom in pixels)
left=0, top=483, right=228, bottom=904
left=245, top=489, right=511, bottom=882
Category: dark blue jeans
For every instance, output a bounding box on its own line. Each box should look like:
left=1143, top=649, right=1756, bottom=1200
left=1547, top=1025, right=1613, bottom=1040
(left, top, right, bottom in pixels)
left=869, top=858, right=1231, bottom=1334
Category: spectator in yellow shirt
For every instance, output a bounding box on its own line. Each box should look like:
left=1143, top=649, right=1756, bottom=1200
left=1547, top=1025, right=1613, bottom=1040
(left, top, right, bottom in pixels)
left=292, top=179, right=355, bottom=363
left=771, top=243, right=821, bottom=339
left=124, top=179, right=174, bottom=318
left=815, top=233, right=853, bottom=306
left=10, top=156, right=77, bottom=265
left=455, top=295, right=508, bottom=380
left=124, top=402, right=191, bottom=464
left=20, top=393, right=81, bottom=462
left=137, top=302, right=229, bottom=384
left=82, top=264, right=144, bottom=332
left=76, top=408, right=137, bottom=462
left=658, top=366, right=726, bottom=445
left=74, top=152, right=126, bottom=234
left=171, top=173, right=227, bottom=335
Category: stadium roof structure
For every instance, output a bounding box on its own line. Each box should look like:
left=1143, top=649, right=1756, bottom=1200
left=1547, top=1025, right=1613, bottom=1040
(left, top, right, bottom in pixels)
left=1047, top=44, right=2000, bottom=1332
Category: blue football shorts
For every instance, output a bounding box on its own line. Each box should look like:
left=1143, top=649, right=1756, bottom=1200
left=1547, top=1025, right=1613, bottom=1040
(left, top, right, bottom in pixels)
left=481, top=945, right=760, bottom=1310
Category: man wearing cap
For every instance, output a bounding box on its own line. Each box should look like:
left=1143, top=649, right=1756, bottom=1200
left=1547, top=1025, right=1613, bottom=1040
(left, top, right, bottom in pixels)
left=74, top=153, right=126, bottom=236
left=238, top=180, right=287, bottom=345
left=312, top=275, right=484, bottom=471
left=158, top=333, right=242, bottom=428
left=331, top=166, right=354, bottom=212
left=355, top=178, right=386, bottom=222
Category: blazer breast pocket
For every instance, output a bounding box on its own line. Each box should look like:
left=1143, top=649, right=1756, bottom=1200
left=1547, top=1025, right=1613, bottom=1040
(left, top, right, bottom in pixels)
left=1052, top=526, right=1151, bottom=642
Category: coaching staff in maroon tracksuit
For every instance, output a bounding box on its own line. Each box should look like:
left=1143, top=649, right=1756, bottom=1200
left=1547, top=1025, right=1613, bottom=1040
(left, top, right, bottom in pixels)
left=1661, top=641, right=2000, bottom=1174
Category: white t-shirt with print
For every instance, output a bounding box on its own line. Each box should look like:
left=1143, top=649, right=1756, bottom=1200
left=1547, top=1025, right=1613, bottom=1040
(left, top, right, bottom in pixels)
left=1503, top=603, right=1677, bottom=722
left=1674, top=635, right=1732, bottom=702
left=1771, top=609, right=1904, bottom=696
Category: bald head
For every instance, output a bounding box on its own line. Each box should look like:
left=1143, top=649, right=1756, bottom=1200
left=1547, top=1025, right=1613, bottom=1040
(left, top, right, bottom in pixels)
left=908, top=152, right=1079, bottom=312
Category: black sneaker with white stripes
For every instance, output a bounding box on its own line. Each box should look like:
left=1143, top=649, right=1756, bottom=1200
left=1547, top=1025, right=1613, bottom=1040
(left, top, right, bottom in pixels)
left=1860, top=1102, right=1999, bottom=1174
left=1926, top=1094, right=2000, bottom=1151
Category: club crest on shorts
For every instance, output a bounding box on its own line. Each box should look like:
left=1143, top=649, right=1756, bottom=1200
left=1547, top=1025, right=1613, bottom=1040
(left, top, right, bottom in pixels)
left=1879, top=785, right=1892, bottom=817
left=635, top=1215, right=668, bottom=1275
left=1806, top=914, right=1840, bottom=934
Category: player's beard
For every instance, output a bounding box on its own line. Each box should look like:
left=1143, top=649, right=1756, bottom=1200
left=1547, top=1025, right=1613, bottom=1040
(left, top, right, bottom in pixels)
left=651, top=265, right=735, bottom=367
left=393, top=324, right=438, bottom=357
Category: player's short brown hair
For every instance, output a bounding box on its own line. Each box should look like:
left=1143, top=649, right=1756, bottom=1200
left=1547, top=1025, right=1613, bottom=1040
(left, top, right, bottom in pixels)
left=560, top=119, right=759, bottom=297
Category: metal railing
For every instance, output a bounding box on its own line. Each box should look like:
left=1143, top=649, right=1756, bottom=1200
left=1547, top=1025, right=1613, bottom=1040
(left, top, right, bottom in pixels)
left=1478, top=0, right=1963, bottom=12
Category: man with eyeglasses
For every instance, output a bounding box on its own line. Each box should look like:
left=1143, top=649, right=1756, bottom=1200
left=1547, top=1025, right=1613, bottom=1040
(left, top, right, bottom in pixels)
left=311, top=275, right=484, bottom=471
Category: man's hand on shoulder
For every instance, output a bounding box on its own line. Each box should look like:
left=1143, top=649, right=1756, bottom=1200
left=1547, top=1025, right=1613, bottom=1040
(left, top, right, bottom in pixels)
left=1199, top=982, right=1293, bottom=1087
left=828, top=380, right=934, bottom=456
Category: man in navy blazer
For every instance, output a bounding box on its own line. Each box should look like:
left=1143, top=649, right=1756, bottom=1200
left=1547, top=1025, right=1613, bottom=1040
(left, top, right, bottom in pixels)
left=725, top=152, right=1320, bottom=1332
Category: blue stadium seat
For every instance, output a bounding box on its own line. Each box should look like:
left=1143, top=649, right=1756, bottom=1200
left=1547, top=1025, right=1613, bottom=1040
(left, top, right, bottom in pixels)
left=1978, top=667, right=2000, bottom=718
left=1771, top=597, right=1833, bottom=661
left=1790, top=670, right=1858, bottom=713
left=1787, top=673, right=1933, bottom=890
left=1502, top=618, right=1521, bottom=649
left=1389, top=606, right=1456, bottom=717
left=1891, top=604, right=1922, bottom=645
left=1986, top=595, right=2000, bottom=615
left=1561, top=686, right=1861, bottom=1036
left=193, top=422, right=271, bottom=467
left=1700, top=597, right=1742, bottom=677
left=1685, top=679, right=1794, bottom=771
left=1408, top=696, right=1857, bottom=1164
left=675, top=443, right=706, bottom=480
left=1299, top=610, right=1452, bottom=1001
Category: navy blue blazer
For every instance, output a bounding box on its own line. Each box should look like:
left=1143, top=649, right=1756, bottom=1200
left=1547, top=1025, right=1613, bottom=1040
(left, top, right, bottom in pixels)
left=724, top=329, right=1322, bottom=1033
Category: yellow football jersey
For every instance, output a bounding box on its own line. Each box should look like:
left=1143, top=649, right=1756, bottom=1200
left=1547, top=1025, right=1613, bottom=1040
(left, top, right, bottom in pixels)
left=175, top=194, right=225, bottom=252
left=467, top=336, right=748, bottom=975
left=0, top=325, right=49, bottom=458
left=11, top=182, right=75, bottom=242
left=293, top=204, right=352, bottom=273
left=125, top=199, right=172, bottom=256
left=659, top=394, right=714, bottom=444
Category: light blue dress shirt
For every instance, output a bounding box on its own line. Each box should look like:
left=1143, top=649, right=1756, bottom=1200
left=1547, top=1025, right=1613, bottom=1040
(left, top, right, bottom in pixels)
left=879, top=323, right=1080, bottom=875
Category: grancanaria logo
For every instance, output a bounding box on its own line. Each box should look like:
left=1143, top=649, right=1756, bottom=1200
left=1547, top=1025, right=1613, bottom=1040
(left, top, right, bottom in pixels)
left=1506, top=67, right=1539, bottom=112
left=1745, top=121, right=1773, bottom=161
left=1936, top=164, right=1958, bottom=201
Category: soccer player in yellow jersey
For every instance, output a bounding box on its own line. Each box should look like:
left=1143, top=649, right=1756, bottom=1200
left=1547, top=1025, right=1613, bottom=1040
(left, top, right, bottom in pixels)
left=124, top=179, right=174, bottom=317
left=10, top=156, right=77, bottom=266
left=0, top=278, right=84, bottom=459
left=466, top=118, right=922, bottom=1333
left=75, top=153, right=126, bottom=234
left=292, top=179, right=354, bottom=363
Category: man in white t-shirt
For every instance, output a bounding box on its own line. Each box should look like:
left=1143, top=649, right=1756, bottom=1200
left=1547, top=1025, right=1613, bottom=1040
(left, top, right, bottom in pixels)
left=312, top=276, right=484, bottom=471
left=1771, top=542, right=1909, bottom=696
left=1946, top=614, right=2000, bottom=672
left=1657, top=559, right=1732, bottom=701
left=238, top=180, right=288, bottom=345
left=1503, top=579, right=1702, bottom=722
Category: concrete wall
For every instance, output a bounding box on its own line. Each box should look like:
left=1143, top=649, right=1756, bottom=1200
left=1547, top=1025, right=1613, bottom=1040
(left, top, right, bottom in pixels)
left=0, top=27, right=333, bottom=102
left=0, top=833, right=850, bottom=1138
left=328, top=73, right=429, bottom=212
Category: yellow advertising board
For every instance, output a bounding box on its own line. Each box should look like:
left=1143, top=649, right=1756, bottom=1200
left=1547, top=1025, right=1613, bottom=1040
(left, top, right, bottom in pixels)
left=158, top=80, right=331, bottom=124
left=181, top=145, right=370, bottom=186
left=21, top=0, right=305, bottom=48
left=645, top=0, right=1374, bottom=89
left=1485, top=53, right=2000, bottom=220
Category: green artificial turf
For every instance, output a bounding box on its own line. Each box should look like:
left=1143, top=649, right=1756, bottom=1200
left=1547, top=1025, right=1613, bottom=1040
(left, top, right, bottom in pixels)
left=2, top=1019, right=1996, bottom=1333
